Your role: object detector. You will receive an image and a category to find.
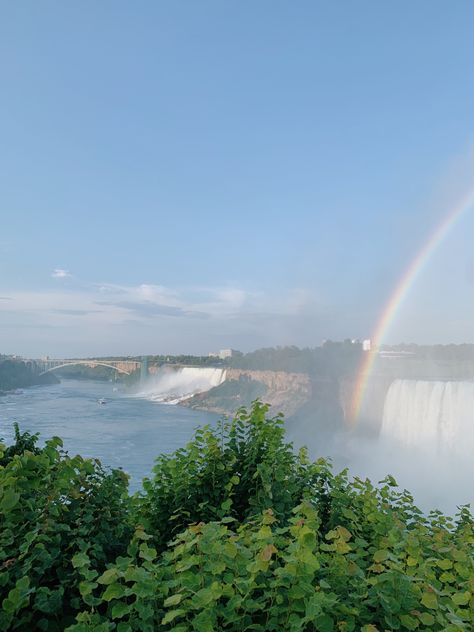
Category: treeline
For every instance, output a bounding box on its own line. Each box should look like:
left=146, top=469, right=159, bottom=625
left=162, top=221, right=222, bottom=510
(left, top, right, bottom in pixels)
left=228, top=341, right=363, bottom=377
left=0, top=358, right=58, bottom=393
left=55, top=365, right=123, bottom=382
left=95, top=355, right=226, bottom=368
left=0, top=403, right=472, bottom=631
left=94, top=344, right=364, bottom=376
left=147, top=354, right=226, bottom=367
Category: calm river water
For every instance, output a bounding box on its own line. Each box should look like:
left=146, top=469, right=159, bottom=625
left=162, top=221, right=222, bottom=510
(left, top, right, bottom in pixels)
left=0, top=380, right=219, bottom=491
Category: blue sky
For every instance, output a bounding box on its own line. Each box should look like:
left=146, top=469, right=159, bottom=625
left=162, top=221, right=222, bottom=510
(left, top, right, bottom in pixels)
left=2, top=1, right=474, bottom=356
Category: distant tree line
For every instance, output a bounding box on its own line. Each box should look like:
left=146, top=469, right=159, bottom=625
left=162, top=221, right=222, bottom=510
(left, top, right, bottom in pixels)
left=0, top=358, right=58, bottom=393
left=55, top=365, right=121, bottom=382
left=147, top=354, right=226, bottom=368
left=228, top=341, right=363, bottom=378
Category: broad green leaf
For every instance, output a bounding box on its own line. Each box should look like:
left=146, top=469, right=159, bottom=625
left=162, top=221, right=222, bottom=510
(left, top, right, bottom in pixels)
left=72, top=552, right=90, bottom=569
left=111, top=601, right=131, bottom=619
left=400, top=614, right=419, bottom=630
left=418, top=612, right=435, bottom=626
left=436, top=559, right=453, bottom=570
left=452, top=591, right=471, bottom=605
left=161, top=609, right=186, bottom=625
left=102, top=583, right=126, bottom=601
left=1, top=489, right=19, bottom=511
left=97, top=569, right=119, bottom=585
left=164, top=593, right=183, bottom=607
left=421, top=591, right=438, bottom=609
left=373, top=549, right=389, bottom=563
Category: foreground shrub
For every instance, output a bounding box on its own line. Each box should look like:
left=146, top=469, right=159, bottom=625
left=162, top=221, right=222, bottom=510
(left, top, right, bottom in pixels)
left=0, top=432, right=131, bottom=630
left=1, top=401, right=473, bottom=631
left=137, top=402, right=320, bottom=549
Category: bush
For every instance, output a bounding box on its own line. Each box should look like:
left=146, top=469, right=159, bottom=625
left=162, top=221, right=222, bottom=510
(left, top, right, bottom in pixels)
left=0, top=401, right=473, bottom=631
left=138, top=402, right=318, bottom=549
left=0, top=432, right=131, bottom=630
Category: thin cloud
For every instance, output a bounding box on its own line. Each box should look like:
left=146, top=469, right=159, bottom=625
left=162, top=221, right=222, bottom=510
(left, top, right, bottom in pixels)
left=51, top=269, right=71, bottom=279
left=52, top=308, right=102, bottom=316
left=95, top=300, right=209, bottom=319
left=0, top=279, right=325, bottom=355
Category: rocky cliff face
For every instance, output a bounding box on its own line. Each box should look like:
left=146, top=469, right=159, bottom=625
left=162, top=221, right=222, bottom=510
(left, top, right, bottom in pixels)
left=182, top=369, right=312, bottom=417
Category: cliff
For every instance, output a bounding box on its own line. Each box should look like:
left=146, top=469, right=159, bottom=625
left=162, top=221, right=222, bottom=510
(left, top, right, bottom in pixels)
left=0, top=360, right=59, bottom=394
left=182, top=369, right=312, bottom=417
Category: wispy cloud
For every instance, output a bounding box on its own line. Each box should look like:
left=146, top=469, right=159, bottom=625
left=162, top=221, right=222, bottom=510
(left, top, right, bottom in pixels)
left=51, top=269, right=71, bottom=279
left=96, top=300, right=209, bottom=319
left=52, top=308, right=102, bottom=316
left=0, top=279, right=326, bottom=355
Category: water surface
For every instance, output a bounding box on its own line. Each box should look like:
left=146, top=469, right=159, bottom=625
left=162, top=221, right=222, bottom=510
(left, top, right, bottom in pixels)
left=0, top=380, right=219, bottom=491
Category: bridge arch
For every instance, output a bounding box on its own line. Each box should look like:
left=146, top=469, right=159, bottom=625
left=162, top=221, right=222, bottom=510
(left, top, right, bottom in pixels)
left=39, top=361, right=133, bottom=376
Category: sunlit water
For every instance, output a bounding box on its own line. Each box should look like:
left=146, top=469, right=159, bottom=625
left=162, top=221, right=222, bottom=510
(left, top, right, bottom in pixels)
left=0, top=380, right=219, bottom=491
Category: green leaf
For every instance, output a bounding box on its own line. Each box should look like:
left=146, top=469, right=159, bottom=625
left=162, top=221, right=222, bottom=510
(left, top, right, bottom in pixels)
left=314, top=614, right=334, bottom=631
left=418, top=612, right=435, bottom=626
left=161, top=609, right=186, bottom=625
left=400, top=614, right=419, bottom=630
left=72, top=552, right=90, bottom=569
left=102, top=583, right=126, bottom=601
left=139, top=544, right=157, bottom=561
left=79, top=581, right=97, bottom=597
left=373, top=549, right=389, bottom=563
left=436, top=558, right=453, bottom=570
left=164, top=593, right=183, bottom=607
left=421, top=591, right=438, bottom=609
left=112, top=601, right=131, bottom=619
left=452, top=591, right=471, bottom=605
left=1, top=489, right=20, bottom=511
left=97, top=568, right=119, bottom=585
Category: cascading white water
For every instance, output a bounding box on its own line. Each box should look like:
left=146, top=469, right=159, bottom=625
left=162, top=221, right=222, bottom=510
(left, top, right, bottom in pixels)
left=381, top=379, right=474, bottom=456
left=138, top=367, right=226, bottom=404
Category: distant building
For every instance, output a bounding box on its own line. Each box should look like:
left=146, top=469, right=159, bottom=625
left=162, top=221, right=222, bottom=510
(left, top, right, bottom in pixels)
left=363, top=339, right=371, bottom=351
left=218, top=349, right=233, bottom=360
left=208, top=349, right=237, bottom=360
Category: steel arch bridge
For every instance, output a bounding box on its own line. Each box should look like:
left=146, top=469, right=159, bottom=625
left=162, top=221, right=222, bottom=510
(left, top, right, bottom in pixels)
left=34, top=359, right=142, bottom=376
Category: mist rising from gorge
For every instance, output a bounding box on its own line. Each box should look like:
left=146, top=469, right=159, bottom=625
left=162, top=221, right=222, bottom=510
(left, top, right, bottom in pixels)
left=288, top=374, right=474, bottom=516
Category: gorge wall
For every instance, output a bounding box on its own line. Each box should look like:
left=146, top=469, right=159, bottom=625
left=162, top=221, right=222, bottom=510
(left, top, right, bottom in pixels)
left=182, top=368, right=312, bottom=417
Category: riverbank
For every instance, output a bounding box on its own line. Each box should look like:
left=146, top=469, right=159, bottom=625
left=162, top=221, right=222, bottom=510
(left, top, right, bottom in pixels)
left=0, top=358, right=59, bottom=394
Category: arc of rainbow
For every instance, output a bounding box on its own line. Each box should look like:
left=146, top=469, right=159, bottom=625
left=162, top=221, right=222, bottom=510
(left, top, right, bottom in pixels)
left=349, top=188, right=474, bottom=424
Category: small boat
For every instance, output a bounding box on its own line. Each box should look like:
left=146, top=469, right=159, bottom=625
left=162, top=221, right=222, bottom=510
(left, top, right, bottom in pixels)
left=97, top=398, right=107, bottom=405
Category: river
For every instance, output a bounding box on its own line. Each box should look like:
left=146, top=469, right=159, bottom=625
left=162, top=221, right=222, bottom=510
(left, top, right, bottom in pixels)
left=0, top=379, right=219, bottom=491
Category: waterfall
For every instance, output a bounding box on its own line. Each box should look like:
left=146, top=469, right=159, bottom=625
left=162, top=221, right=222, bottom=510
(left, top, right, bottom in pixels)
left=138, top=367, right=226, bottom=404
left=381, top=379, right=474, bottom=456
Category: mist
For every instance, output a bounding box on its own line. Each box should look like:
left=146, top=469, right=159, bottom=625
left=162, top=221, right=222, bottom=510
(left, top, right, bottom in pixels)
left=287, top=373, right=474, bottom=516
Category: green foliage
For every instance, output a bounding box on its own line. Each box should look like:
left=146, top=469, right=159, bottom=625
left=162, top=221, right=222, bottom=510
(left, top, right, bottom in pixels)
left=1, top=401, right=473, bottom=631
left=0, top=433, right=131, bottom=630
left=0, top=358, right=58, bottom=393
left=0, top=423, right=40, bottom=467
left=138, top=402, right=316, bottom=549
left=55, top=365, right=119, bottom=382
left=229, top=342, right=363, bottom=377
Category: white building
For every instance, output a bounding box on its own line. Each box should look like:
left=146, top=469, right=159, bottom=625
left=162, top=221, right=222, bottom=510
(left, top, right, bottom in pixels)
left=218, top=349, right=233, bottom=360
left=209, top=349, right=235, bottom=360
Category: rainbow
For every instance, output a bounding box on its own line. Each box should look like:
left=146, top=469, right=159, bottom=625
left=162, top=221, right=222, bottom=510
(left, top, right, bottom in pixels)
left=348, top=188, right=474, bottom=424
